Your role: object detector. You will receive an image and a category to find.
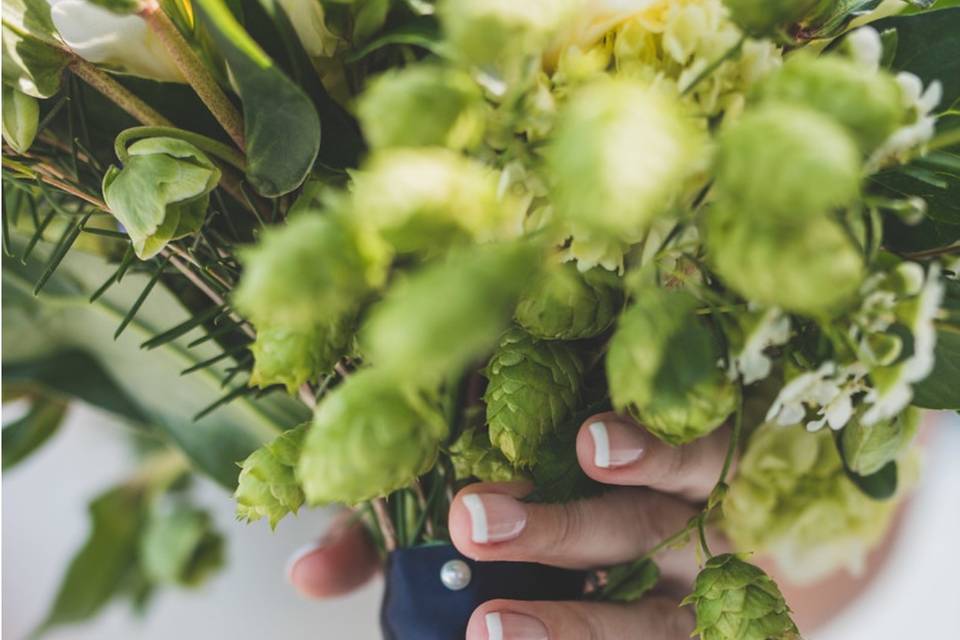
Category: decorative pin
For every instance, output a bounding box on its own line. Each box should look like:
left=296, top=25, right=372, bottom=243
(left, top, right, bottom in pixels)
left=440, top=559, right=471, bottom=591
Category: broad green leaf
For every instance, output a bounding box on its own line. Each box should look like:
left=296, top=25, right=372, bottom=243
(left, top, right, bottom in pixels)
left=1, top=394, right=66, bottom=470
left=194, top=0, right=320, bottom=196
left=345, top=16, right=442, bottom=62
left=1, top=23, right=69, bottom=98
left=871, top=150, right=960, bottom=226
left=913, top=329, right=960, bottom=409
left=34, top=485, right=147, bottom=633
left=140, top=505, right=224, bottom=586
left=843, top=460, right=898, bottom=500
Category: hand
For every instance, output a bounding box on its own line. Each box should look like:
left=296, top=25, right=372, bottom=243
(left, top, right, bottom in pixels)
left=288, top=411, right=731, bottom=639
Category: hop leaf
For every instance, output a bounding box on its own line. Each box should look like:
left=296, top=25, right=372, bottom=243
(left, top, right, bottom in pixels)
left=514, top=263, right=624, bottom=340
left=233, top=211, right=391, bottom=330
left=1, top=85, right=39, bottom=153
left=249, top=316, right=354, bottom=394
left=297, top=370, right=448, bottom=505
left=140, top=505, right=224, bottom=587
left=484, top=328, right=585, bottom=465
left=102, top=137, right=221, bottom=259
left=723, top=0, right=824, bottom=37
left=607, top=289, right=736, bottom=445
left=357, top=65, right=486, bottom=150
left=449, top=427, right=522, bottom=482
left=235, top=424, right=308, bottom=529
left=683, top=554, right=800, bottom=640
left=841, top=408, right=919, bottom=476
left=753, top=53, right=904, bottom=153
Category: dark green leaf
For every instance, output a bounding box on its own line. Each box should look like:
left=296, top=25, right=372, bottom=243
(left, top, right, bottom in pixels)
left=599, top=559, right=661, bottom=603
left=912, top=328, right=960, bottom=409
left=345, top=16, right=443, bottom=62
left=843, top=460, right=898, bottom=500
left=1, top=394, right=66, bottom=470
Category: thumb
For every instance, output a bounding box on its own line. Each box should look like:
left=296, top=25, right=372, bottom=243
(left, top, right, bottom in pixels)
left=287, top=514, right=380, bottom=598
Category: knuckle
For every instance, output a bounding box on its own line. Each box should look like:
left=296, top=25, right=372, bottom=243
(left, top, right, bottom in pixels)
left=551, top=501, right=586, bottom=551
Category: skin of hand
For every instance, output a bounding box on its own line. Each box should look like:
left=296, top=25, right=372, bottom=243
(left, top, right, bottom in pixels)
left=286, top=412, right=896, bottom=639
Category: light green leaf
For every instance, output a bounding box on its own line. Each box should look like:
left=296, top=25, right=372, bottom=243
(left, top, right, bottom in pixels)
left=1, top=393, right=66, bottom=470
left=2, top=84, right=39, bottom=153
left=912, top=329, right=960, bottom=409
left=194, top=0, right=321, bottom=196
left=140, top=505, right=224, bottom=586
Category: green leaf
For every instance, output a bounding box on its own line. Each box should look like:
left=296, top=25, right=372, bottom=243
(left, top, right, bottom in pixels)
left=1, top=394, right=66, bottom=470
left=140, top=505, right=224, bottom=586
left=345, top=16, right=443, bottom=62
left=1, top=0, right=69, bottom=98
left=2, top=84, right=39, bottom=153
left=843, top=460, right=899, bottom=500
left=871, top=152, right=960, bottom=226
left=34, top=485, right=147, bottom=634
left=912, top=328, right=960, bottom=409
left=194, top=0, right=320, bottom=196
left=600, top=559, right=661, bottom=603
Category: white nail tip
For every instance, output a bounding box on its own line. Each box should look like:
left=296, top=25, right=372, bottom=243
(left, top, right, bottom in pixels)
left=463, top=494, right=489, bottom=544
left=589, top=421, right=610, bottom=468
left=485, top=612, right=504, bottom=640
left=285, top=541, right=322, bottom=580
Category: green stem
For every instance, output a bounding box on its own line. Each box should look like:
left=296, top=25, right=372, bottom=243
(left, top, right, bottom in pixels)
left=114, top=126, right=246, bottom=171
left=926, top=125, right=960, bottom=154
left=139, top=2, right=246, bottom=150
left=681, top=35, right=746, bottom=97
left=718, top=390, right=744, bottom=485
left=696, top=513, right=713, bottom=558
left=67, top=57, right=173, bottom=127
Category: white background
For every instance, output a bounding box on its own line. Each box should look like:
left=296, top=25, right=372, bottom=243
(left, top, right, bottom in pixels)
left=3, top=405, right=957, bottom=639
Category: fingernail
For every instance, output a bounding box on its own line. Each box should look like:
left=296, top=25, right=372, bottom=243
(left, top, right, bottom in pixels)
left=284, top=523, right=345, bottom=580
left=589, top=420, right=647, bottom=469
left=485, top=612, right=549, bottom=640
left=463, top=493, right=527, bottom=544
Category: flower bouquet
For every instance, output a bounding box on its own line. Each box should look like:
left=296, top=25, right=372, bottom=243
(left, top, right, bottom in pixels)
left=3, top=0, right=959, bottom=638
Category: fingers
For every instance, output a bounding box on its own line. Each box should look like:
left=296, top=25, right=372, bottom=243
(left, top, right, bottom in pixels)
left=287, top=515, right=380, bottom=598
left=576, top=412, right=731, bottom=501
left=449, top=484, right=698, bottom=574
left=466, top=596, right=694, bottom=640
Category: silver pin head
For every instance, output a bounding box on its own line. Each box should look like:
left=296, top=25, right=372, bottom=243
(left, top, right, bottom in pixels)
left=440, top=559, right=471, bottom=591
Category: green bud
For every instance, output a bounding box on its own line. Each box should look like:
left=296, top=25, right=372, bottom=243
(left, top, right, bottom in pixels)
left=723, top=0, right=823, bottom=37
left=361, top=241, right=542, bottom=385
left=141, top=505, right=224, bottom=587
left=514, top=263, right=624, bottom=340
left=234, top=211, right=391, bottom=330
left=547, top=79, right=704, bottom=240
left=683, top=554, right=800, bottom=640
left=715, top=104, right=861, bottom=220
left=484, top=328, right=584, bottom=465
left=449, top=427, right=522, bottom=482
left=2, top=84, right=38, bottom=153
left=235, top=424, right=308, bottom=529
left=102, top=137, right=221, bottom=259
left=704, top=205, right=864, bottom=317
left=249, top=316, right=354, bottom=394
left=753, top=53, right=904, bottom=153
left=841, top=408, right=919, bottom=476
left=607, top=289, right=736, bottom=445
left=297, top=370, right=448, bottom=504
left=723, top=424, right=904, bottom=583
left=358, top=65, right=485, bottom=150
left=351, top=149, right=511, bottom=255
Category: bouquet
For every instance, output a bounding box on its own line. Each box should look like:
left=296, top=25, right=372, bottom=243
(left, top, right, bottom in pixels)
left=3, top=0, right=959, bottom=637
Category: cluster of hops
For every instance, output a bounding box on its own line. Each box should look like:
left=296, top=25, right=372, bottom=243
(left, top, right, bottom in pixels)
left=235, top=424, right=308, bottom=529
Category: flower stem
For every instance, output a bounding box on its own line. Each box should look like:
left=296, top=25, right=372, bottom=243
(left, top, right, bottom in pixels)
left=718, top=390, right=744, bottom=485
left=113, top=126, right=246, bottom=170
left=139, top=1, right=246, bottom=150
left=67, top=57, right=172, bottom=127
left=926, top=125, right=960, bottom=154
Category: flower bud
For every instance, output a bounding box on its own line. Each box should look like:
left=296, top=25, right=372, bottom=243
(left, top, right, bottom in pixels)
left=546, top=79, right=704, bottom=240
left=841, top=408, right=919, bottom=476
left=357, top=65, right=485, bottom=150
left=753, top=53, right=904, bottom=153
left=233, top=211, right=391, bottom=330
left=715, top=103, right=861, bottom=220
left=683, top=554, right=800, bottom=640
left=484, top=328, right=584, bottom=465
left=723, top=0, right=823, bottom=37
left=606, top=289, right=736, bottom=445
left=449, top=427, right=522, bottom=482
left=235, top=424, right=308, bottom=529
left=102, top=137, right=220, bottom=259
left=514, top=263, right=624, bottom=340
left=297, top=370, right=448, bottom=504
left=141, top=505, right=224, bottom=586
left=249, top=316, right=354, bottom=394
left=1, top=85, right=38, bottom=153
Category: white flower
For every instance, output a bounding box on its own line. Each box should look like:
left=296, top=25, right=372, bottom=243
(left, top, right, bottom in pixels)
left=728, top=306, right=791, bottom=384
left=866, top=71, right=943, bottom=172
left=766, top=362, right=869, bottom=431
left=845, top=27, right=882, bottom=71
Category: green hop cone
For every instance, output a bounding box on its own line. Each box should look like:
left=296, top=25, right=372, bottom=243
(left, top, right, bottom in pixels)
left=102, top=137, right=221, bottom=259
left=449, top=427, right=522, bottom=482
left=140, top=505, right=224, bottom=587
left=715, top=103, right=861, bottom=221
left=234, top=211, right=391, bottom=330
left=297, top=370, right=448, bottom=504
left=607, top=289, right=736, bottom=446
left=753, top=53, right=904, bottom=153
left=357, top=65, right=485, bottom=150
left=361, top=241, right=542, bottom=385
left=235, top=424, right=308, bottom=529
left=249, top=316, right=354, bottom=394
left=547, top=79, right=704, bottom=241
left=484, top=328, right=585, bottom=466
left=841, top=408, right=919, bottom=476
left=704, top=205, right=864, bottom=317
left=1, top=84, right=39, bottom=153
left=514, top=263, right=624, bottom=340
left=683, top=554, right=800, bottom=640
left=723, top=424, right=905, bottom=583
left=723, top=0, right=824, bottom=37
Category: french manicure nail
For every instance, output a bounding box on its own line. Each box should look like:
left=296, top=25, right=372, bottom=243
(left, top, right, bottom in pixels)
left=463, top=493, right=527, bottom=544
left=589, top=420, right=646, bottom=469
left=485, top=612, right=549, bottom=640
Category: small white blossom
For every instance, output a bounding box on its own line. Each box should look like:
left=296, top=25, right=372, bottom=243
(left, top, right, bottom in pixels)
left=845, top=27, right=883, bottom=71
left=729, top=307, right=791, bottom=385
left=766, top=362, right=869, bottom=431
left=867, top=72, right=943, bottom=172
